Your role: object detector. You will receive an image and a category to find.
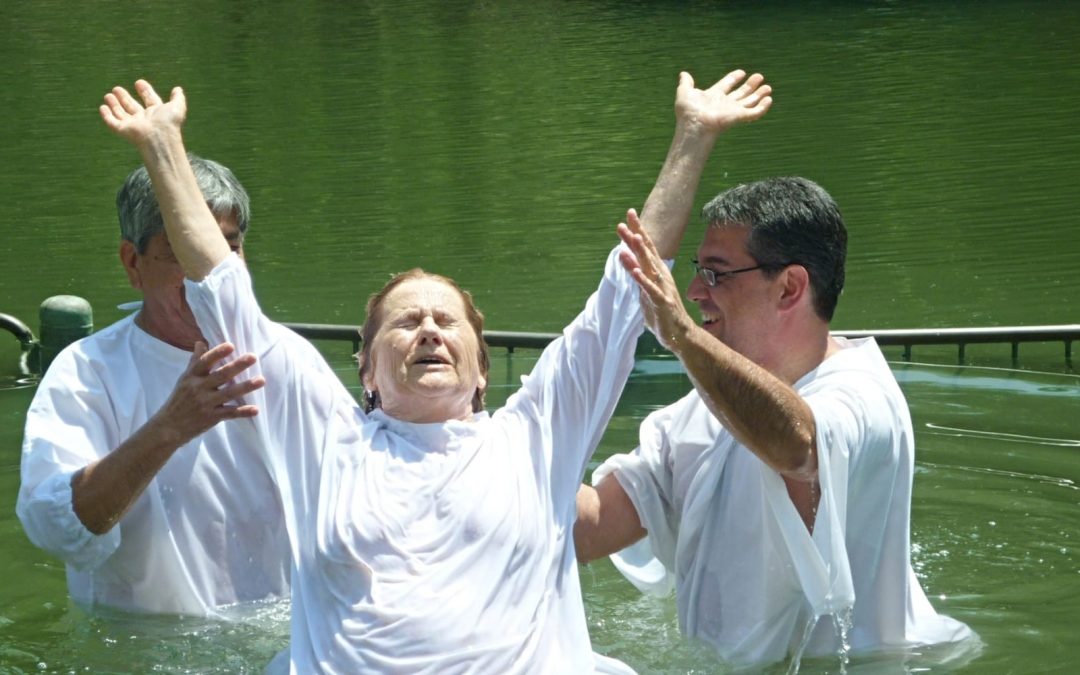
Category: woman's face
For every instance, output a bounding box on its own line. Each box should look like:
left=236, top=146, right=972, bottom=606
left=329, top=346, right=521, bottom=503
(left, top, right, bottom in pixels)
left=362, top=277, right=486, bottom=423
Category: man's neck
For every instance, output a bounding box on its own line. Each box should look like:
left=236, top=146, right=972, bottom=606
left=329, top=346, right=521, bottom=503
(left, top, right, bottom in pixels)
left=769, top=326, right=835, bottom=386
left=134, top=310, right=199, bottom=351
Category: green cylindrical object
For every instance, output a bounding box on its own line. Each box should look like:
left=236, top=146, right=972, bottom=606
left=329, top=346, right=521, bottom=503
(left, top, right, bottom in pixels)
left=39, top=295, right=93, bottom=373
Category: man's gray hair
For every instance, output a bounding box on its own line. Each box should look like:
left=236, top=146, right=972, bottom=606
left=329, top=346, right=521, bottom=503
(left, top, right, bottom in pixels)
left=117, top=153, right=251, bottom=253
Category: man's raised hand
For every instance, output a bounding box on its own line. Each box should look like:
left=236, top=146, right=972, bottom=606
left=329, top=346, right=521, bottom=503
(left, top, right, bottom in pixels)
left=675, top=69, right=773, bottom=135
left=617, top=209, right=694, bottom=350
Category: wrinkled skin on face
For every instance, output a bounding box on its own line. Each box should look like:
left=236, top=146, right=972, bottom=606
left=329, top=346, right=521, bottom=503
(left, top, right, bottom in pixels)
left=362, top=277, right=487, bottom=424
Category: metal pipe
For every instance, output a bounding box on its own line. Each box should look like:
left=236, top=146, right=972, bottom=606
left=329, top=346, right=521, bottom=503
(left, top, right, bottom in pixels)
left=1, top=312, right=39, bottom=376
left=1, top=313, right=36, bottom=347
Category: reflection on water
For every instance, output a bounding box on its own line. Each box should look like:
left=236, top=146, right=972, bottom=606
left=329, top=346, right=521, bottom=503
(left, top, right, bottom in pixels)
left=0, top=377, right=38, bottom=392
left=895, top=363, right=1080, bottom=400
left=2, top=351, right=1078, bottom=673
left=8, top=599, right=289, bottom=675
left=925, top=425, right=1080, bottom=450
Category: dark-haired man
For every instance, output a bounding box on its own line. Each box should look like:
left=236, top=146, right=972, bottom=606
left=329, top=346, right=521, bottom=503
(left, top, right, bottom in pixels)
left=576, top=177, right=975, bottom=666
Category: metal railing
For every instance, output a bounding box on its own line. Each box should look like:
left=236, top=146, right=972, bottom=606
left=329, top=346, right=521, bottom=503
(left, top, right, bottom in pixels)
left=282, top=323, right=560, bottom=355
left=283, top=322, right=1080, bottom=363
left=833, top=325, right=1080, bottom=361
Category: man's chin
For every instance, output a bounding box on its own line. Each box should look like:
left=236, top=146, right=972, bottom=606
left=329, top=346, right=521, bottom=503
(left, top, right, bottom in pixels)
left=700, top=321, right=725, bottom=342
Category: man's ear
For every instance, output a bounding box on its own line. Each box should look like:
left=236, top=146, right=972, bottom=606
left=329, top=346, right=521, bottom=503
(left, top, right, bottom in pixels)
left=119, top=241, right=142, bottom=290
left=777, top=264, right=809, bottom=312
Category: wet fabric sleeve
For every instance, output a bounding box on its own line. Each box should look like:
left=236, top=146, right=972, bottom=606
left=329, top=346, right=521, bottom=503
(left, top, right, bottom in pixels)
left=592, top=398, right=681, bottom=595
left=185, top=255, right=359, bottom=557
left=504, top=245, right=653, bottom=507
left=16, top=351, right=121, bottom=571
left=594, top=390, right=722, bottom=597
left=185, top=255, right=282, bottom=364
left=185, top=255, right=287, bottom=479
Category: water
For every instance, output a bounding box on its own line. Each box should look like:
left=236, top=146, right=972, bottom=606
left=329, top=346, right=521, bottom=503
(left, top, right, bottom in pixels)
left=787, top=615, right=822, bottom=675
left=2, top=0, right=1079, bottom=672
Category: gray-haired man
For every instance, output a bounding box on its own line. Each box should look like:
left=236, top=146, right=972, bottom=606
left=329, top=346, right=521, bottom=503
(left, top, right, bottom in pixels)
left=17, top=157, right=289, bottom=616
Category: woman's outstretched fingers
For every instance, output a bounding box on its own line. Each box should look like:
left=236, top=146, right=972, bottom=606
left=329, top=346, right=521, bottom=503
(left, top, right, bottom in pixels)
left=733, top=72, right=764, bottom=99
left=112, top=86, right=143, bottom=114
left=717, top=69, right=747, bottom=94
left=135, top=79, right=163, bottom=106
left=101, top=90, right=137, bottom=124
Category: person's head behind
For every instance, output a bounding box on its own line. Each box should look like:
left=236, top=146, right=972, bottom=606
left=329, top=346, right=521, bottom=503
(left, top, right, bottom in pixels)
left=116, top=154, right=250, bottom=349
left=358, top=270, right=490, bottom=423
left=117, top=153, right=251, bottom=254
left=702, top=176, right=846, bottom=322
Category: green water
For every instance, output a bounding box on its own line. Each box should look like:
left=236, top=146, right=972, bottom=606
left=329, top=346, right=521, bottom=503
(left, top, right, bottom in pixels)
left=2, top=0, right=1078, bottom=672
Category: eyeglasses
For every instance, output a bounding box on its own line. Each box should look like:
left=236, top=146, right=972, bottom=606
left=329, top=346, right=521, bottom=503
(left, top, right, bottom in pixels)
left=690, top=258, right=790, bottom=287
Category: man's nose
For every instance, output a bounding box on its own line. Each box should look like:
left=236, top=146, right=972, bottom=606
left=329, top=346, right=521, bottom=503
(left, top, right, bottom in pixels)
left=686, top=274, right=707, bottom=303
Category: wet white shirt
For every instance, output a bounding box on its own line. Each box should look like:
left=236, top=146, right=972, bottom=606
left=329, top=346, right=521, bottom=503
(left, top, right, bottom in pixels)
left=17, top=315, right=290, bottom=616
left=597, top=337, right=975, bottom=666
left=187, top=248, right=643, bottom=674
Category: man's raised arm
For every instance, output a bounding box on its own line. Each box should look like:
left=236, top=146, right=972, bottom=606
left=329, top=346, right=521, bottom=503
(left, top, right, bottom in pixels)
left=100, top=80, right=228, bottom=280
left=576, top=69, right=772, bottom=562
left=636, top=70, right=771, bottom=259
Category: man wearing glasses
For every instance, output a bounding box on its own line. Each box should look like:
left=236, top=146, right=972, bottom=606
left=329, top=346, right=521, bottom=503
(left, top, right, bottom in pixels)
left=576, top=177, right=976, bottom=667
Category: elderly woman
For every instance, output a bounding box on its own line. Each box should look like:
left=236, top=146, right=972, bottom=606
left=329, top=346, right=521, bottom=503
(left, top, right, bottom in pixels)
left=99, top=74, right=770, bottom=673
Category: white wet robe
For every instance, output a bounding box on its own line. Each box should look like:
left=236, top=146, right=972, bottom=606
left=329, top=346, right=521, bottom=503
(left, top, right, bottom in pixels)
left=17, top=314, right=290, bottom=615
left=186, top=247, right=644, bottom=674
left=596, top=337, right=974, bottom=667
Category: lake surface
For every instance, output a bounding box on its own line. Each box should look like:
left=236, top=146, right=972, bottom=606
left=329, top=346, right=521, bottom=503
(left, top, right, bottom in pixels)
left=1, top=0, right=1078, bottom=673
